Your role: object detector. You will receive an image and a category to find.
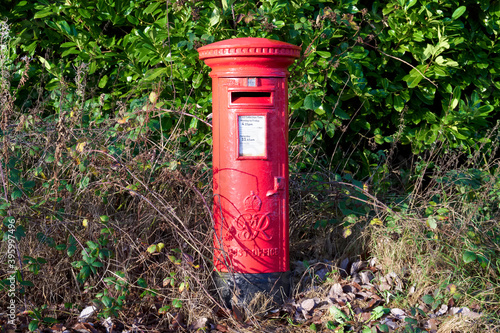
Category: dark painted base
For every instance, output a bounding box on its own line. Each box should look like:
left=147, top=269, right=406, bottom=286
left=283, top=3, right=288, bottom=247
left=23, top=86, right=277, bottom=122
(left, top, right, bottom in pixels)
left=213, top=271, right=291, bottom=308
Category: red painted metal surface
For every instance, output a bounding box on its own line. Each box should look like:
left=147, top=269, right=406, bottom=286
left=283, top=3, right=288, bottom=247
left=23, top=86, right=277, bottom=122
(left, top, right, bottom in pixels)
left=198, top=38, right=300, bottom=274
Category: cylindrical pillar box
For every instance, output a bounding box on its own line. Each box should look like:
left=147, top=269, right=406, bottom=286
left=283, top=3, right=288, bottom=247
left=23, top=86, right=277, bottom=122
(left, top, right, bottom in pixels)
left=198, top=38, right=300, bottom=307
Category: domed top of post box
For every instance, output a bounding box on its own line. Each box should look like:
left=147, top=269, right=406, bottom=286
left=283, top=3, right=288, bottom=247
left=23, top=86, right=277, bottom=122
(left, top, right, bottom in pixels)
left=198, top=37, right=301, bottom=77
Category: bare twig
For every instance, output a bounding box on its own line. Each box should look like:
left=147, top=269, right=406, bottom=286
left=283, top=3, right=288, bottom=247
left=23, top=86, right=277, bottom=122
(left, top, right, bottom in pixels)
left=158, top=107, right=212, bottom=128
left=364, top=42, right=438, bottom=88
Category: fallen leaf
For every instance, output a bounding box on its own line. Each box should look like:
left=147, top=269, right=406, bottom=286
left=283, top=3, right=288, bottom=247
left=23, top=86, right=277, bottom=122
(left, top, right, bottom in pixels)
left=354, top=291, right=371, bottom=300
left=424, top=318, right=438, bottom=330
left=232, top=304, right=246, bottom=323
left=435, top=304, right=448, bottom=316
left=359, top=312, right=371, bottom=322
left=350, top=261, right=365, bottom=275
left=366, top=298, right=381, bottom=308
left=359, top=271, right=374, bottom=284
left=50, top=323, right=65, bottom=332
left=340, top=258, right=350, bottom=276
left=78, top=306, right=97, bottom=322
left=378, top=282, right=392, bottom=291
left=189, top=317, right=208, bottom=331
left=301, top=298, right=317, bottom=312
left=329, top=283, right=344, bottom=297
left=215, top=324, right=228, bottom=332
left=342, top=285, right=358, bottom=294
left=72, top=322, right=98, bottom=333
left=390, top=308, right=406, bottom=320
left=171, top=312, right=185, bottom=330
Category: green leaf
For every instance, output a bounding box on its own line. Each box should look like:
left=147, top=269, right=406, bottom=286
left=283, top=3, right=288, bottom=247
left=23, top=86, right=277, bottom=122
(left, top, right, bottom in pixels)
left=334, top=107, right=350, bottom=120
left=316, top=51, right=331, bottom=58
left=86, top=241, right=99, bottom=250
left=66, top=184, right=74, bottom=193
left=192, top=73, right=203, bottom=89
left=406, top=0, right=417, bottom=10
left=221, top=0, right=234, bottom=11
left=325, top=321, right=337, bottom=330
left=144, top=68, right=168, bottom=81
left=404, top=317, right=419, bottom=325
left=463, top=250, right=477, bottom=264
left=38, top=56, right=52, bottom=71
left=370, top=306, right=389, bottom=321
left=23, top=180, right=36, bottom=189
left=80, top=176, right=90, bottom=189
left=158, top=305, right=170, bottom=314
left=377, top=324, right=389, bottom=333
left=144, top=2, right=160, bottom=14
left=451, top=86, right=461, bottom=110
left=28, top=320, right=39, bottom=332
left=393, top=94, right=404, bottom=112
left=476, top=105, right=493, bottom=114
left=452, top=6, right=466, bottom=20
left=173, top=298, right=183, bottom=308
left=404, top=68, right=424, bottom=88
left=210, top=7, right=220, bottom=26
left=102, top=295, right=113, bottom=308
left=422, top=294, right=435, bottom=304
left=21, top=280, right=34, bottom=286
left=304, top=95, right=321, bottom=110
left=329, top=306, right=348, bottom=323
left=34, top=8, right=53, bottom=19
left=11, top=189, right=23, bottom=200
left=92, top=261, right=103, bottom=267
left=98, top=75, right=108, bottom=88
left=314, top=105, right=325, bottom=115
left=43, top=317, right=57, bottom=324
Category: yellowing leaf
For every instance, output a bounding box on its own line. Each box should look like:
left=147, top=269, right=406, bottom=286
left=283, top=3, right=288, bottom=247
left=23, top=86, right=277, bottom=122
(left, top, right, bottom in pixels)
left=82, top=219, right=88, bottom=228
left=147, top=244, right=157, bottom=253
left=117, top=117, right=129, bottom=124
left=370, top=218, right=384, bottom=226
left=76, top=141, right=86, bottom=153
left=157, top=243, right=165, bottom=251
left=343, top=227, right=352, bottom=238
left=427, top=216, right=437, bottom=229
left=149, top=91, right=158, bottom=104
left=446, top=283, right=457, bottom=295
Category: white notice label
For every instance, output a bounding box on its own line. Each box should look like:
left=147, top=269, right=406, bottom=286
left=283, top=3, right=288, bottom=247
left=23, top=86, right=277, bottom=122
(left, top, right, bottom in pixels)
left=238, top=115, right=266, bottom=157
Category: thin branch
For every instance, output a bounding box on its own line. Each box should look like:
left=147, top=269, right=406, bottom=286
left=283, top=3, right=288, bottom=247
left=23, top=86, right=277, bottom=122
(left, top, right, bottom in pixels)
left=158, top=107, right=212, bottom=128
left=364, top=42, right=438, bottom=88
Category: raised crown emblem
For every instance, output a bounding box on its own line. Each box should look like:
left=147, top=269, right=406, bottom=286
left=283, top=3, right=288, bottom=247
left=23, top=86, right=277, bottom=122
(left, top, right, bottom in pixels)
left=243, top=191, right=262, bottom=212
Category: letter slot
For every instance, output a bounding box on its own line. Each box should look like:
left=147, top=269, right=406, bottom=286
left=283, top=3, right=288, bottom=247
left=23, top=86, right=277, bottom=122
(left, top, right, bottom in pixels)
left=231, top=91, right=272, bottom=105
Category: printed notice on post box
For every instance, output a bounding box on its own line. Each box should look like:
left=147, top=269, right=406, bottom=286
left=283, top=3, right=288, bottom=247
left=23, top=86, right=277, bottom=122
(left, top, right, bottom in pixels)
left=238, top=115, right=266, bottom=157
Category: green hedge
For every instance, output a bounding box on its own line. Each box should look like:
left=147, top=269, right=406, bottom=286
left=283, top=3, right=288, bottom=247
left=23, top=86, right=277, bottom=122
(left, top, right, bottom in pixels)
left=2, top=0, right=500, bottom=177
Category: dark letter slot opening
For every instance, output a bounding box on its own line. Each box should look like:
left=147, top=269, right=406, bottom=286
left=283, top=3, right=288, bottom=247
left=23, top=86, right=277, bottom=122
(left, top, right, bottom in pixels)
left=231, top=91, right=272, bottom=104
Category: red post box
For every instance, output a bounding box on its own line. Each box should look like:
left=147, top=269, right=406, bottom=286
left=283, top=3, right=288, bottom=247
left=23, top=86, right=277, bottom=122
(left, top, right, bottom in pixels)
left=198, top=38, right=300, bottom=307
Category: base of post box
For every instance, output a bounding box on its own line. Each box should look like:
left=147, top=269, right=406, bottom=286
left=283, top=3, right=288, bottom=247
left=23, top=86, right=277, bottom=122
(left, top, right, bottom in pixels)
left=214, top=271, right=291, bottom=308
